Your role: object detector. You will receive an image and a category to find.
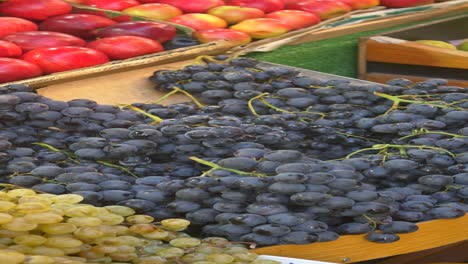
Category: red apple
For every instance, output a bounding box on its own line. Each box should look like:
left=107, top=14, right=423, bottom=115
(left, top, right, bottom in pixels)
left=0, top=17, right=39, bottom=39
left=93, top=21, right=176, bottom=43
left=71, top=9, right=132, bottom=23
left=87, top=35, right=164, bottom=60
left=380, top=0, right=433, bottom=7
left=169, top=14, right=227, bottom=31
left=338, top=0, right=379, bottom=9
left=193, top=28, right=252, bottom=45
left=22, top=46, right=109, bottom=74
left=155, top=0, right=225, bottom=13
left=3, top=31, right=86, bottom=52
left=0, top=40, right=22, bottom=57
left=207, top=6, right=265, bottom=25
left=0, top=58, right=42, bottom=83
left=0, top=0, right=72, bottom=21
left=227, top=0, right=285, bottom=13
left=230, top=18, right=291, bottom=39
left=287, top=0, right=352, bottom=20
left=39, top=14, right=117, bottom=40
left=122, top=4, right=183, bottom=21
left=266, top=10, right=320, bottom=30
left=81, top=0, right=140, bottom=11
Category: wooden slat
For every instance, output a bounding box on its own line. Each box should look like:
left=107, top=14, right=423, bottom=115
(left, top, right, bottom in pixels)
left=253, top=214, right=468, bottom=263
left=361, top=73, right=468, bottom=87
left=374, top=241, right=468, bottom=264
left=365, top=38, right=468, bottom=69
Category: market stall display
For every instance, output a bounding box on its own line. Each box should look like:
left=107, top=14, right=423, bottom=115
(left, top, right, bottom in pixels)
left=0, top=56, right=466, bottom=263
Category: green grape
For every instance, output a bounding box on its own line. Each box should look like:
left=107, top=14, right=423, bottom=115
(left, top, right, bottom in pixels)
left=13, top=235, right=47, bottom=247
left=0, top=229, right=28, bottom=238
left=108, top=252, right=138, bottom=262
left=0, top=237, right=12, bottom=245
left=18, top=195, right=52, bottom=205
left=62, top=246, right=85, bottom=254
left=16, top=202, right=50, bottom=214
left=202, top=237, right=230, bottom=246
left=91, top=245, right=118, bottom=254
left=233, top=252, right=259, bottom=262
left=224, top=246, right=250, bottom=254
left=40, top=223, right=77, bottom=235
left=78, top=249, right=106, bottom=259
left=129, top=223, right=156, bottom=234
left=206, top=253, right=235, bottom=263
left=142, top=229, right=170, bottom=240
left=134, top=256, right=167, bottom=264
left=104, top=206, right=135, bottom=216
left=196, top=246, right=224, bottom=254
left=96, top=213, right=124, bottom=225
left=8, top=244, right=32, bottom=254
left=73, top=226, right=105, bottom=240
left=160, top=219, right=190, bottom=231
left=67, top=217, right=103, bottom=227
left=64, top=205, right=99, bottom=217
left=44, top=237, right=83, bottom=248
left=181, top=252, right=207, bottom=262
left=169, top=237, right=201, bottom=248
left=24, top=212, right=63, bottom=224
left=2, top=217, right=37, bottom=231
left=98, top=225, right=128, bottom=237
left=96, top=237, right=126, bottom=247
left=23, top=255, right=56, bottom=264
left=51, top=194, right=83, bottom=204
left=0, top=201, right=16, bottom=211
left=156, top=247, right=185, bottom=258
left=114, top=236, right=142, bottom=247
left=0, top=249, right=25, bottom=264
left=6, top=189, right=36, bottom=199
left=126, top=214, right=154, bottom=224
left=0, top=213, right=13, bottom=224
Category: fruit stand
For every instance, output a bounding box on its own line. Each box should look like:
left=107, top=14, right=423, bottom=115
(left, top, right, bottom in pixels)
left=0, top=0, right=467, bottom=264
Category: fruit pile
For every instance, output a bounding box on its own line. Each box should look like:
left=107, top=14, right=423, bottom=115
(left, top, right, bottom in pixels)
left=71, top=0, right=440, bottom=44
left=0, top=188, right=279, bottom=264
left=0, top=56, right=466, bottom=249
left=0, top=0, right=192, bottom=84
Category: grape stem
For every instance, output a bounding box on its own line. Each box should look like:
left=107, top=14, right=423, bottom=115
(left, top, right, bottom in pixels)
left=32, top=142, right=80, bottom=164
left=399, top=128, right=467, bottom=140
left=123, top=105, right=163, bottom=125
left=33, top=142, right=139, bottom=178
left=96, top=160, right=139, bottom=178
left=343, top=143, right=456, bottom=159
left=374, top=92, right=462, bottom=115
left=189, top=157, right=268, bottom=177
left=154, top=86, right=205, bottom=109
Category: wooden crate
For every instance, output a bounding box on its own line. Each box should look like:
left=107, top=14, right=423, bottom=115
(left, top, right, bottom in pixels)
left=358, top=14, right=468, bottom=87
left=37, top=60, right=468, bottom=264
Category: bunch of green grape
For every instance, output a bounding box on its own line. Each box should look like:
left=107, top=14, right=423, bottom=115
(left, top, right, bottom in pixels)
left=0, top=188, right=280, bottom=264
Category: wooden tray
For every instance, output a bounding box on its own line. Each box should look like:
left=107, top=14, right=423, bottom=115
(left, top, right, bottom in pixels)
left=37, top=60, right=468, bottom=263
left=358, top=14, right=468, bottom=87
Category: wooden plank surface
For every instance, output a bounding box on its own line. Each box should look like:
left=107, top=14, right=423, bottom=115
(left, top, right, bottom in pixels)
left=253, top=214, right=468, bottom=263
left=365, top=38, right=468, bottom=69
